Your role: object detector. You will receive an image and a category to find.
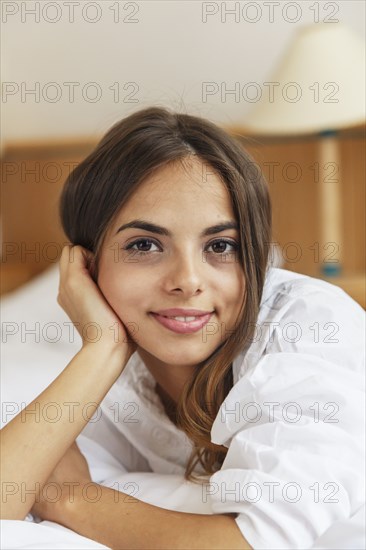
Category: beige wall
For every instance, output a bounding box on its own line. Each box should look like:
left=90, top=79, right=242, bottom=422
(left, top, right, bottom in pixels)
left=1, top=0, right=365, bottom=142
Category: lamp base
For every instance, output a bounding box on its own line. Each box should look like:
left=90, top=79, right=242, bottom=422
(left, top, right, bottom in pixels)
left=321, top=263, right=342, bottom=277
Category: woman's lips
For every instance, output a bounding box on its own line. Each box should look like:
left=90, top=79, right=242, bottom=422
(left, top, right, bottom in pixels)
left=150, top=312, right=213, bottom=334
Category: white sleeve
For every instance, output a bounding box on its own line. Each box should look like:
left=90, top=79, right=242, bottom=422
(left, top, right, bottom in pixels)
left=208, top=286, right=365, bottom=549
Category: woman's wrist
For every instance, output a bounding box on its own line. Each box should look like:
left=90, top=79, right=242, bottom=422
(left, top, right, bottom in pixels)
left=79, top=341, right=133, bottom=377
left=57, top=480, right=98, bottom=530
left=40, top=480, right=84, bottom=528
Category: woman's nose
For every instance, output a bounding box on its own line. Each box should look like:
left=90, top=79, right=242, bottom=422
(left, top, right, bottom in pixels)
left=163, top=249, right=204, bottom=296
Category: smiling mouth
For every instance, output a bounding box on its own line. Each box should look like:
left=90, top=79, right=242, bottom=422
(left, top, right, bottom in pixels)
left=150, top=312, right=214, bottom=334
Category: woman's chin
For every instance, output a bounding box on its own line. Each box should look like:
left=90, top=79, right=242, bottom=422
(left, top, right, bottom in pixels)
left=136, top=345, right=216, bottom=368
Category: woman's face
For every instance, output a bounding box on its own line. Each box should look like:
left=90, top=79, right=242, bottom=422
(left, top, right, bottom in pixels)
left=97, top=156, right=246, bottom=368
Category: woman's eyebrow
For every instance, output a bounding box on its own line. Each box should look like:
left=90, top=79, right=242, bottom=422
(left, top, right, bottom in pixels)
left=115, top=219, right=238, bottom=237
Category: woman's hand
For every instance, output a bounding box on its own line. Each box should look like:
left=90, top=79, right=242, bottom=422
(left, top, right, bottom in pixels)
left=30, top=442, right=92, bottom=524
left=58, top=245, right=137, bottom=361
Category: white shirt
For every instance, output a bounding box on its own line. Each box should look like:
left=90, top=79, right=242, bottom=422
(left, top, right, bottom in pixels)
left=79, top=267, right=366, bottom=549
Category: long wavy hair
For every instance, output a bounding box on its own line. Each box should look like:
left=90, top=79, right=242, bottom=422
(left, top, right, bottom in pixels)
left=59, top=106, right=272, bottom=483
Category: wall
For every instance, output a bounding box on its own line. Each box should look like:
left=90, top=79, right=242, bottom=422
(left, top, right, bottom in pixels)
left=1, top=0, right=365, bottom=142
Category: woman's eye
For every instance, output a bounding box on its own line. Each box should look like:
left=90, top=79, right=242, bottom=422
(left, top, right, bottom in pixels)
left=124, top=238, right=160, bottom=255
left=122, top=238, right=238, bottom=259
left=206, top=239, right=238, bottom=255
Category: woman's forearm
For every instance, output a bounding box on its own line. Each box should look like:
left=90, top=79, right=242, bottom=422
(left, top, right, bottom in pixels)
left=60, top=483, right=251, bottom=550
left=0, top=344, right=128, bottom=520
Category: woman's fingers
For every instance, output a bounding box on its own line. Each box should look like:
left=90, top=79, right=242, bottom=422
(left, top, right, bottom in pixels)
left=59, top=244, right=92, bottom=279
left=58, top=245, right=95, bottom=305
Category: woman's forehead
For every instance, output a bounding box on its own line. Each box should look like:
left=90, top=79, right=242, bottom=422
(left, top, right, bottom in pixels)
left=120, top=167, right=231, bottom=217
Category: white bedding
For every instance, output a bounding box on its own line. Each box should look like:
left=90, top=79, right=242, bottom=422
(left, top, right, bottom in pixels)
left=1, top=266, right=365, bottom=549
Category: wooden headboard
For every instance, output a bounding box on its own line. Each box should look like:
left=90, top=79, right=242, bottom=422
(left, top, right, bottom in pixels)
left=1, top=140, right=95, bottom=291
left=1, top=128, right=365, bottom=306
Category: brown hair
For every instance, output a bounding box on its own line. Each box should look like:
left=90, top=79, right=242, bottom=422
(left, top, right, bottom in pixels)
left=59, top=106, right=272, bottom=482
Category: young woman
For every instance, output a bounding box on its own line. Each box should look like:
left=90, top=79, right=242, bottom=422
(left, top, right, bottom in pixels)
left=1, top=107, right=365, bottom=549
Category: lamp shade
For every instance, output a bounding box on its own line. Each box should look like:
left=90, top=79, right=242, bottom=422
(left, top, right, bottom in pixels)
left=244, top=24, right=365, bottom=135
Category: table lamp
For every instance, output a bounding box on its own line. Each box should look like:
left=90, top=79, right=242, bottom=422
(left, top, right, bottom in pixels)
left=244, top=23, right=365, bottom=277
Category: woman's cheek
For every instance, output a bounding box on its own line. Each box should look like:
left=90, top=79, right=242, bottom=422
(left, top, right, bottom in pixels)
left=106, top=275, right=145, bottom=318
left=218, top=270, right=245, bottom=314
